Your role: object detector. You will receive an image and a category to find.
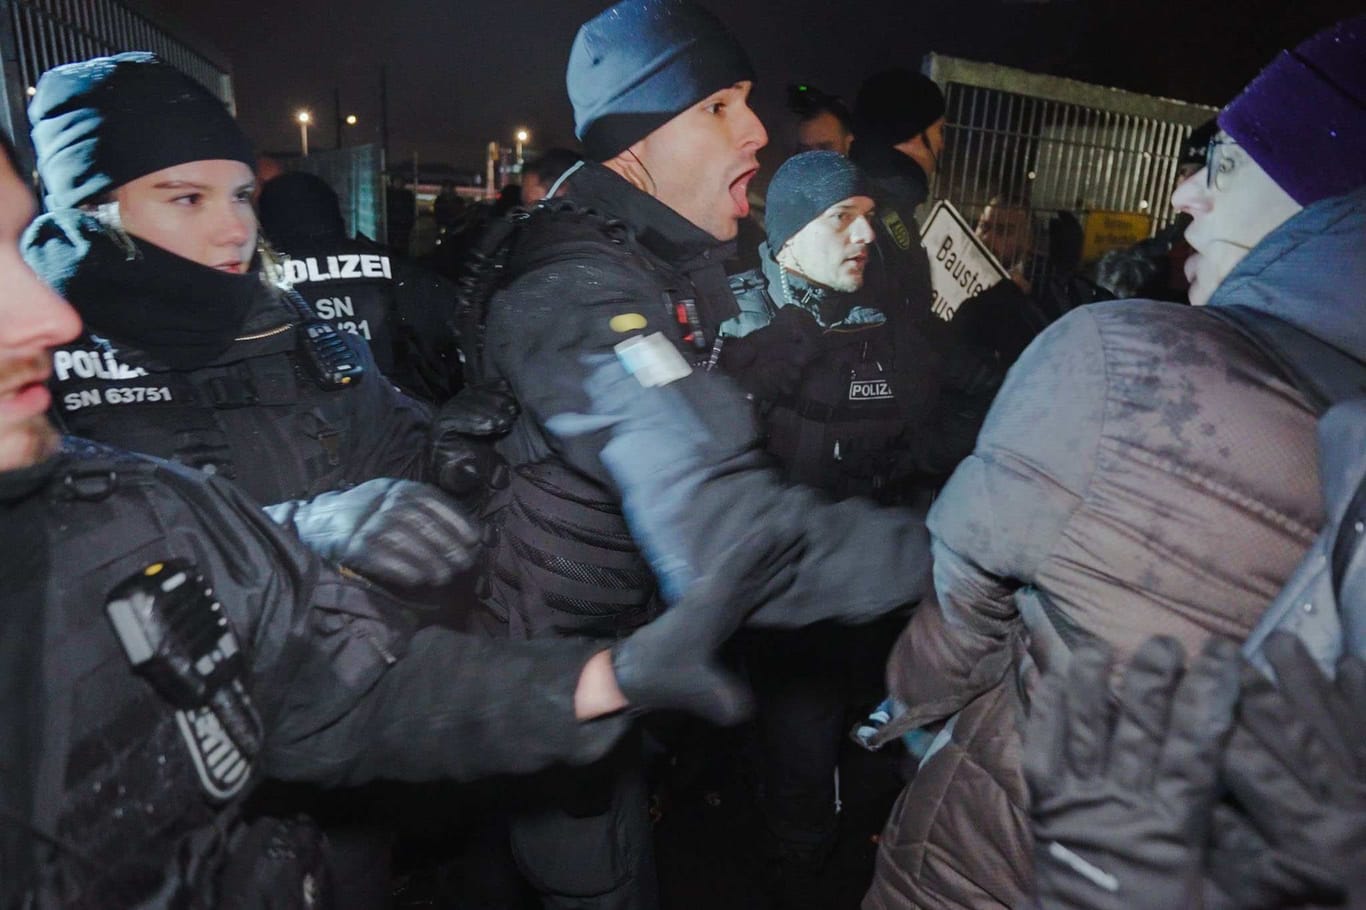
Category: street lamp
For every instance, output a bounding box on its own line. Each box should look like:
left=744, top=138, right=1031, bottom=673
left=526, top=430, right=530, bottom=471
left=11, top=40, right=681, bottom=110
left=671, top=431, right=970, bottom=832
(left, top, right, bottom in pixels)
left=345, top=114, right=358, bottom=126
left=296, top=109, right=312, bottom=157
left=514, top=128, right=529, bottom=166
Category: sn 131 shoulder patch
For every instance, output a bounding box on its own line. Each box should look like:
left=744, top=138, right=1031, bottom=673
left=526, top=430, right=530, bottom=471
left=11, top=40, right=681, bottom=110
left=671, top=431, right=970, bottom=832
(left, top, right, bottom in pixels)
left=614, top=332, right=692, bottom=388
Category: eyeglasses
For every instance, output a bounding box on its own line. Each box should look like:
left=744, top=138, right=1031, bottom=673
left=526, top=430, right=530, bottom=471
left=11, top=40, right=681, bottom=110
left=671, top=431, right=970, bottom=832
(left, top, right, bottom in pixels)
left=1205, top=136, right=1239, bottom=190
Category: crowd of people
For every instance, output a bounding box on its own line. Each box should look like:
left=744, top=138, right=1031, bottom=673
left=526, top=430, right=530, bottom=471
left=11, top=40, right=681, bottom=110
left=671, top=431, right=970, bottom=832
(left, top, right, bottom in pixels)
left=1, top=2, right=1363, bottom=909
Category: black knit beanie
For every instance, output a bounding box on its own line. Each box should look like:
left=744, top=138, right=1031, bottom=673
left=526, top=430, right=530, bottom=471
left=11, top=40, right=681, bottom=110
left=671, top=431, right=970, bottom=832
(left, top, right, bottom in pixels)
left=30, top=52, right=256, bottom=209
left=765, top=151, right=871, bottom=253
left=853, top=69, right=946, bottom=147
left=259, top=172, right=346, bottom=248
left=568, top=0, right=754, bottom=161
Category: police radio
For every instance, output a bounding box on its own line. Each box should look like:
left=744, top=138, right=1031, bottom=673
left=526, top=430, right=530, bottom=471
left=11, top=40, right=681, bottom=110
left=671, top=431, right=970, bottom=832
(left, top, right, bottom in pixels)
left=106, top=560, right=263, bottom=798
left=282, top=288, right=364, bottom=390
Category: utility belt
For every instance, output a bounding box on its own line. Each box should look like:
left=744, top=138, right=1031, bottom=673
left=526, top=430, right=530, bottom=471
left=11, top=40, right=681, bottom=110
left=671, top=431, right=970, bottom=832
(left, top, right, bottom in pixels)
left=481, top=461, right=660, bottom=641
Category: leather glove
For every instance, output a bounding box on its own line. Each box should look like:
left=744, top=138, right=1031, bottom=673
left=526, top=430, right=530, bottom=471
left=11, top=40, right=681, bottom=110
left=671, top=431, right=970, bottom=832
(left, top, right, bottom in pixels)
left=610, top=529, right=805, bottom=725
left=718, top=306, right=824, bottom=400
left=1220, top=632, right=1366, bottom=907
left=266, top=478, right=482, bottom=588
left=429, top=381, right=518, bottom=498
left=434, top=379, right=519, bottom=436
left=1024, top=635, right=1241, bottom=910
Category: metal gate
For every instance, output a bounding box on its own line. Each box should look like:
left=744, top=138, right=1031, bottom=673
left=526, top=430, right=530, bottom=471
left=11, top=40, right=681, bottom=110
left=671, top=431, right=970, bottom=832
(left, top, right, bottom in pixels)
left=924, top=54, right=1216, bottom=265
left=0, top=0, right=232, bottom=171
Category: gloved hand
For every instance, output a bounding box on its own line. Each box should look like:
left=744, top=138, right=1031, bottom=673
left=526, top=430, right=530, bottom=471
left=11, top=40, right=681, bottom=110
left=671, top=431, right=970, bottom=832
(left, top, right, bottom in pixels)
left=1201, top=804, right=1343, bottom=909
left=434, top=379, right=519, bottom=436
left=1220, top=632, right=1366, bottom=906
left=428, top=381, right=518, bottom=498
left=1024, top=635, right=1241, bottom=910
left=610, top=529, right=805, bottom=725
left=718, top=306, right=824, bottom=401
left=266, top=478, right=482, bottom=588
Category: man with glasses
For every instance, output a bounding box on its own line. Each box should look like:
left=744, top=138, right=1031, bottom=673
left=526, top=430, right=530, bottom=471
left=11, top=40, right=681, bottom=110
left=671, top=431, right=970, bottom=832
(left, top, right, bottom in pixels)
left=863, top=15, right=1366, bottom=910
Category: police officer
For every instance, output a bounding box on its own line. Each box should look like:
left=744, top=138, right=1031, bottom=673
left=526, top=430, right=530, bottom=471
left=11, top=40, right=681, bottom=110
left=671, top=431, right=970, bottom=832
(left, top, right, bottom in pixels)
left=719, top=152, right=920, bottom=896
left=23, top=53, right=435, bottom=506
left=259, top=171, right=464, bottom=403
left=470, top=2, right=934, bottom=906
left=0, top=126, right=795, bottom=907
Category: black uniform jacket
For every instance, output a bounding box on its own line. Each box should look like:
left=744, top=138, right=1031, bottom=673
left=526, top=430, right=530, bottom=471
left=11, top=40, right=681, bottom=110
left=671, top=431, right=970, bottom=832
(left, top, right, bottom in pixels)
left=483, top=163, right=931, bottom=627
left=0, top=440, right=624, bottom=908
left=25, top=212, right=431, bottom=505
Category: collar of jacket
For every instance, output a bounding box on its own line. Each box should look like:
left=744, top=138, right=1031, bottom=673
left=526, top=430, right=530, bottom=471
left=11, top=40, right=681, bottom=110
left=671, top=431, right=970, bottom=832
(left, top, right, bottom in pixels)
left=563, top=161, right=741, bottom=328
left=849, top=141, right=929, bottom=214
left=23, top=209, right=292, bottom=371
left=1206, top=184, right=1366, bottom=364
left=563, top=162, right=738, bottom=272
left=760, top=241, right=859, bottom=328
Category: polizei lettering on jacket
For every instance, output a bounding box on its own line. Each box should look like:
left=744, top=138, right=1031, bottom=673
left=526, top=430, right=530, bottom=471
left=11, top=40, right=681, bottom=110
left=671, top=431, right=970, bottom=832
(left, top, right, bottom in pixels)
left=285, top=254, right=392, bottom=285
left=53, top=348, right=148, bottom=382
left=849, top=379, right=894, bottom=400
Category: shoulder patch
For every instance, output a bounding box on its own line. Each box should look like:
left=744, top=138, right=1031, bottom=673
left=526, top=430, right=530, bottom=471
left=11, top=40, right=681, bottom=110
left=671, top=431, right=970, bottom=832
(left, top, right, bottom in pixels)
left=614, top=332, right=692, bottom=388
left=610, top=313, right=648, bottom=333
left=881, top=210, right=912, bottom=250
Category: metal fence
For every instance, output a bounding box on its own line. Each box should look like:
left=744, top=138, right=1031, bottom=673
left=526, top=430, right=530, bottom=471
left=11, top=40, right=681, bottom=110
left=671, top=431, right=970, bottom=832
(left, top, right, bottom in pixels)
left=924, top=54, right=1216, bottom=264
left=0, top=0, right=232, bottom=170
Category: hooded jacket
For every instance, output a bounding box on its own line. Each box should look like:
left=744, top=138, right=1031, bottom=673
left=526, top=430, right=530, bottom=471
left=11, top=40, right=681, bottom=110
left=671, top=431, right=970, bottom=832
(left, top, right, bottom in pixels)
left=24, top=212, right=430, bottom=505
left=864, top=186, right=1366, bottom=910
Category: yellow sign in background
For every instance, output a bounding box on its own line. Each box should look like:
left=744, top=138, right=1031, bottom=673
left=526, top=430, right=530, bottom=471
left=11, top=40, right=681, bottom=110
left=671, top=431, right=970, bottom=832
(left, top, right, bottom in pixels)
left=1081, top=210, right=1153, bottom=263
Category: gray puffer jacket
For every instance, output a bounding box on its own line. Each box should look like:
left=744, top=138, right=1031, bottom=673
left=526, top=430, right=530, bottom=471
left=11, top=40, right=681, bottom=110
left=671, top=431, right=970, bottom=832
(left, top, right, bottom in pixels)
left=864, top=185, right=1366, bottom=910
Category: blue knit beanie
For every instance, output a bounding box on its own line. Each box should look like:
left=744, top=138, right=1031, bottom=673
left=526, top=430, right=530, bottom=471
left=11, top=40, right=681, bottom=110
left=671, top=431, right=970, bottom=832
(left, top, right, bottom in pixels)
left=568, top=0, right=754, bottom=161
left=765, top=151, right=871, bottom=253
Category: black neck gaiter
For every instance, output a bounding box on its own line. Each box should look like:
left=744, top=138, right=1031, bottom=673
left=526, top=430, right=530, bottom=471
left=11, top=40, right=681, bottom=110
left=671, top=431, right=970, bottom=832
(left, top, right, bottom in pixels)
left=24, top=210, right=266, bottom=370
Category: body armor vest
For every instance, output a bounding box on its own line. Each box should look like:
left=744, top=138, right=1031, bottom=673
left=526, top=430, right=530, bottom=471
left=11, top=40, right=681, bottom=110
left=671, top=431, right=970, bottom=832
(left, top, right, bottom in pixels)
left=766, top=322, right=905, bottom=501
left=284, top=248, right=398, bottom=375
left=49, top=333, right=362, bottom=504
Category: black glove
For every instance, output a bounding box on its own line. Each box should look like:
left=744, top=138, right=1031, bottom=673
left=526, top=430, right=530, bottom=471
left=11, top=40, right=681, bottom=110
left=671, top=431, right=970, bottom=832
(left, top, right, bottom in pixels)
left=717, top=306, right=824, bottom=400
left=610, top=530, right=805, bottom=725
left=1220, top=632, right=1366, bottom=906
left=429, top=381, right=518, bottom=498
left=266, top=478, right=482, bottom=588
left=434, top=379, right=519, bottom=436
left=1024, top=635, right=1241, bottom=910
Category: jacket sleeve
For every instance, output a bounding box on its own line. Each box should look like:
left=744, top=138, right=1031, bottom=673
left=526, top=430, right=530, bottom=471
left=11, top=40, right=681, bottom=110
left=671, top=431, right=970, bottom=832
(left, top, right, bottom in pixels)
left=179, top=468, right=626, bottom=788
left=486, top=252, right=931, bottom=626
left=340, top=331, right=434, bottom=483
left=896, top=307, right=1108, bottom=720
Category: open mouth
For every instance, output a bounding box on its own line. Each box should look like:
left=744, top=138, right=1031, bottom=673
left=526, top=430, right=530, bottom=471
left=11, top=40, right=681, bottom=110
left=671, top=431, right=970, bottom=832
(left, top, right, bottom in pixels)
left=729, top=168, right=758, bottom=218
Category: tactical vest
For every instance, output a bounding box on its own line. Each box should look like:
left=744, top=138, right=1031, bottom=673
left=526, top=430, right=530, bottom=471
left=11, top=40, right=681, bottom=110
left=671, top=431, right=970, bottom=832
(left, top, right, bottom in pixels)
left=49, top=331, right=364, bottom=504
left=464, top=202, right=722, bottom=639
left=728, top=277, right=907, bottom=502
left=29, top=447, right=261, bottom=908
left=283, top=248, right=398, bottom=376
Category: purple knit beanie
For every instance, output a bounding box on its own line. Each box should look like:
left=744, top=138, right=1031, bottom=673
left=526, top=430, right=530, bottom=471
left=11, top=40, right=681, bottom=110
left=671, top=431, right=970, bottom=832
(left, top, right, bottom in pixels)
left=1218, top=14, right=1366, bottom=206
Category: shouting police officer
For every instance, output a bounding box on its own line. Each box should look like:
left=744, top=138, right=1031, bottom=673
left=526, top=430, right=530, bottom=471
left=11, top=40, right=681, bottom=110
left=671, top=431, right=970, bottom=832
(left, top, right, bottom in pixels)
left=468, top=1, right=933, bottom=906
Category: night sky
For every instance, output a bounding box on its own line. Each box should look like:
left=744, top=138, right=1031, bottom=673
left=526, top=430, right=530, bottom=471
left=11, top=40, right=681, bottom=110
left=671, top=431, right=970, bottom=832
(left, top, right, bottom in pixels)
left=150, top=0, right=1360, bottom=177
